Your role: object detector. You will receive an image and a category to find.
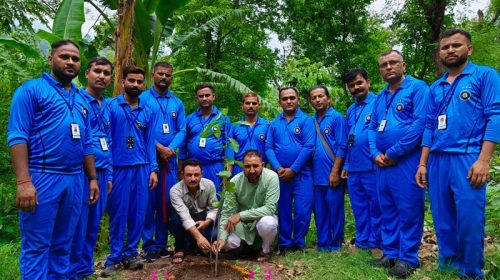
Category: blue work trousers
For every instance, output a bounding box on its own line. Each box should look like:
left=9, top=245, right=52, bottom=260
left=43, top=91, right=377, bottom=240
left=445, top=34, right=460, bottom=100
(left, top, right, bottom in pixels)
left=428, top=152, right=486, bottom=279
left=105, top=165, right=149, bottom=266
left=313, top=184, right=344, bottom=251
left=347, top=171, right=382, bottom=249
left=19, top=172, right=83, bottom=280
left=201, top=161, right=224, bottom=193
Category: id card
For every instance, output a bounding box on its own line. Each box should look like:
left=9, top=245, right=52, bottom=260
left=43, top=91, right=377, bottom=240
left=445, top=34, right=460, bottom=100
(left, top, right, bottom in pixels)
left=126, top=136, right=135, bottom=149
left=199, top=137, right=206, bottom=148
left=99, top=137, right=109, bottom=151
left=71, top=123, right=81, bottom=139
left=378, top=119, right=387, bottom=132
left=162, top=123, right=170, bottom=134
left=348, top=134, right=355, bottom=147
left=437, top=114, right=447, bottom=130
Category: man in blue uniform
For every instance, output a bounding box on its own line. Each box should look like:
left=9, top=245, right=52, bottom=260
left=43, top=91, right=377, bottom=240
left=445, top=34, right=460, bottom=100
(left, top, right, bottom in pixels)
left=102, top=66, right=158, bottom=277
left=266, top=87, right=315, bottom=255
left=179, top=84, right=232, bottom=192
left=416, top=29, right=500, bottom=279
left=70, top=57, right=114, bottom=279
left=309, top=86, right=348, bottom=251
left=341, top=69, right=382, bottom=251
left=141, top=62, right=186, bottom=262
left=7, top=40, right=99, bottom=279
left=368, top=50, right=429, bottom=278
left=230, top=92, right=269, bottom=175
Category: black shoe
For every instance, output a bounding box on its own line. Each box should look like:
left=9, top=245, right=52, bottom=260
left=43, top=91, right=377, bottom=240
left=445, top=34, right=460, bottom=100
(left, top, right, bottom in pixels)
left=388, top=261, right=415, bottom=278
left=123, top=256, right=144, bottom=270
left=291, top=245, right=304, bottom=253
left=373, top=255, right=396, bottom=268
left=158, top=248, right=174, bottom=258
left=144, top=251, right=158, bottom=263
left=101, top=264, right=117, bottom=277
left=277, top=247, right=288, bottom=256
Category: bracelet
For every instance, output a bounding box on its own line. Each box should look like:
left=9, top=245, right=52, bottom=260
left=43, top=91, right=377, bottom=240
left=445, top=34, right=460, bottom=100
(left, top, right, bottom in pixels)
left=418, top=164, right=427, bottom=168
left=88, top=175, right=98, bottom=181
left=17, top=179, right=32, bottom=185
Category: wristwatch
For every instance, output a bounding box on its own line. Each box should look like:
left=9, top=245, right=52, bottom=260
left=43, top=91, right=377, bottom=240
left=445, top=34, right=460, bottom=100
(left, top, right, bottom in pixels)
left=88, top=175, right=98, bottom=181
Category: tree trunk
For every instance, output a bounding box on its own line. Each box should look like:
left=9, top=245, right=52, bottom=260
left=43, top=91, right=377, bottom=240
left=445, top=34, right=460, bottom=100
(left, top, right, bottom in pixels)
left=113, top=0, right=136, bottom=96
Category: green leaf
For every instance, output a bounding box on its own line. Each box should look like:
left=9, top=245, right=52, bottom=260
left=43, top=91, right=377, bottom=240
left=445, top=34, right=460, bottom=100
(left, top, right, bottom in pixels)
left=52, top=0, right=85, bottom=41
left=37, top=30, right=62, bottom=44
left=143, top=0, right=160, bottom=14
left=217, top=170, right=232, bottom=179
left=194, top=67, right=252, bottom=94
left=224, top=182, right=236, bottom=193
left=155, top=0, right=190, bottom=26
left=133, top=0, right=155, bottom=53
left=229, top=138, right=239, bottom=153
left=0, top=37, right=42, bottom=59
left=232, top=121, right=251, bottom=126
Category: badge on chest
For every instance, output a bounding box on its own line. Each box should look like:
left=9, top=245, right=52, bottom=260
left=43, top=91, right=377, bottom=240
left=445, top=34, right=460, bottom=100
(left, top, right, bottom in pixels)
left=71, top=123, right=81, bottom=139
left=378, top=119, right=387, bottom=132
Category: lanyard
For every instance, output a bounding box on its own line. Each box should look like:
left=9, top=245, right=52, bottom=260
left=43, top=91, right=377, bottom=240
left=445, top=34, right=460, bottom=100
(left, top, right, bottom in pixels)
left=436, top=75, right=463, bottom=115
left=121, top=105, right=143, bottom=134
left=53, top=84, right=76, bottom=117
left=89, top=100, right=106, bottom=132
left=352, top=102, right=367, bottom=131
left=245, top=121, right=258, bottom=147
left=154, top=95, right=171, bottom=122
left=198, top=113, right=214, bottom=129
left=383, top=90, right=399, bottom=116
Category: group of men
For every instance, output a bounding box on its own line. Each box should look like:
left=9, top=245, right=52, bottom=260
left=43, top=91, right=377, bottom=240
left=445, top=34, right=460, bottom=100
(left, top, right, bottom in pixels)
left=8, top=28, right=499, bottom=280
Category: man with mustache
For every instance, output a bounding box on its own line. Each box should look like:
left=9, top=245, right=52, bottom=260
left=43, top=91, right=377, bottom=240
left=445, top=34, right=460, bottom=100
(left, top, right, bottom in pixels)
left=416, top=29, right=500, bottom=279
left=212, top=150, right=279, bottom=261
left=265, top=87, right=315, bottom=255
left=7, top=39, right=99, bottom=279
left=341, top=69, right=382, bottom=251
left=102, top=66, right=158, bottom=277
left=179, top=83, right=232, bottom=192
left=309, top=85, right=348, bottom=251
left=140, top=62, right=186, bottom=262
left=230, top=92, right=270, bottom=175
left=368, top=50, right=429, bottom=278
left=70, top=57, right=114, bottom=279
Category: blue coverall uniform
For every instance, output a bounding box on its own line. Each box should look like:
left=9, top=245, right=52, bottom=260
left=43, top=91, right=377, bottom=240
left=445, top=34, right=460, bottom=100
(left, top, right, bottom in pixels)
left=344, top=93, right=382, bottom=249
left=266, top=108, right=315, bottom=249
left=69, top=89, right=113, bottom=279
left=422, top=62, right=500, bottom=279
left=312, top=106, right=348, bottom=251
left=105, top=94, right=158, bottom=266
left=140, top=87, right=186, bottom=254
left=7, top=73, right=93, bottom=279
left=368, top=75, right=429, bottom=267
left=230, top=116, right=269, bottom=175
left=179, top=106, right=232, bottom=192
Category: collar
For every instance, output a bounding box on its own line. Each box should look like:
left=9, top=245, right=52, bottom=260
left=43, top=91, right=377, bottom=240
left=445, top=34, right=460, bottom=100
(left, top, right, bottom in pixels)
left=279, top=108, right=303, bottom=120
left=315, top=106, right=334, bottom=119
left=117, top=93, right=144, bottom=109
left=240, top=115, right=265, bottom=125
left=42, top=72, right=78, bottom=93
left=357, top=92, right=376, bottom=105
left=150, top=87, right=172, bottom=98
left=181, top=180, right=206, bottom=195
left=79, top=87, right=104, bottom=104
left=196, top=105, right=219, bottom=117
left=438, top=61, right=476, bottom=85
left=382, top=74, right=413, bottom=94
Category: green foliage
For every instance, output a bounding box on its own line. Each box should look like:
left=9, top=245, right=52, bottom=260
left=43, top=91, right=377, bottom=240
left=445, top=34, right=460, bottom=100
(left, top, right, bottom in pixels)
left=0, top=0, right=58, bottom=33
left=0, top=242, right=20, bottom=280
left=52, top=0, right=85, bottom=41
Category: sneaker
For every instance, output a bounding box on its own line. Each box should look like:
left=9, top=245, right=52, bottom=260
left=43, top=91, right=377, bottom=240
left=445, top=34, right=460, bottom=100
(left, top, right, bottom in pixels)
left=123, top=256, right=144, bottom=270
left=373, top=255, right=396, bottom=268
left=144, top=250, right=158, bottom=263
left=388, top=261, right=416, bottom=278
left=158, top=248, right=174, bottom=258
left=100, top=265, right=117, bottom=278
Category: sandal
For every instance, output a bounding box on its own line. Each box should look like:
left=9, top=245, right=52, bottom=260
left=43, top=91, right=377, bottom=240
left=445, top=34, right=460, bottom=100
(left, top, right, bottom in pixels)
left=256, top=251, right=271, bottom=262
left=172, top=251, right=185, bottom=264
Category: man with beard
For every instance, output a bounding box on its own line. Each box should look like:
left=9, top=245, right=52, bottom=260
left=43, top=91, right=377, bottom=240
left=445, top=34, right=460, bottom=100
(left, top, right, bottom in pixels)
left=230, top=92, right=270, bottom=175
left=341, top=69, right=382, bottom=251
left=102, top=66, right=158, bottom=277
left=265, top=87, right=315, bottom=255
left=179, top=83, right=232, bottom=192
left=7, top=39, right=99, bottom=279
left=368, top=50, right=429, bottom=278
left=70, top=57, right=114, bottom=279
left=309, top=86, right=348, bottom=251
left=212, top=150, right=279, bottom=261
left=140, top=62, right=186, bottom=262
left=416, top=29, right=500, bottom=279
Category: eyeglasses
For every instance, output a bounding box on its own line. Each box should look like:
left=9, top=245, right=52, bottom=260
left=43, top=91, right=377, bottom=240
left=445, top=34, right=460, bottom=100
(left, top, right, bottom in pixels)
left=379, top=60, right=403, bottom=69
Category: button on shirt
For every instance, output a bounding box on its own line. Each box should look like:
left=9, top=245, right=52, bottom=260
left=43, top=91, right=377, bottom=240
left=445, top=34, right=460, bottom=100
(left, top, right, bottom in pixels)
left=170, top=178, right=218, bottom=230
left=344, top=93, right=376, bottom=172
left=230, top=116, right=270, bottom=164
left=368, top=75, right=430, bottom=161
left=7, top=73, right=93, bottom=174
left=422, top=62, right=500, bottom=153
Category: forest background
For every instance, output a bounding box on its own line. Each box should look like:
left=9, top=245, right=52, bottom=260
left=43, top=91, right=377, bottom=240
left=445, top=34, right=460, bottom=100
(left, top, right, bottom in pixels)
left=0, top=0, right=499, bottom=279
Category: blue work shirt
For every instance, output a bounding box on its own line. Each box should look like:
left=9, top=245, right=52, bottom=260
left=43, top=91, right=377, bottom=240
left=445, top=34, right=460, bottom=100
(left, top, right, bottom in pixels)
left=179, top=106, right=232, bottom=164
left=266, top=108, right=315, bottom=173
left=79, top=88, right=113, bottom=180
left=7, top=73, right=93, bottom=174
left=230, top=116, right=270, bottom=164
left=368, top=75, right=429, bottom=161
left=107, top=94, right=158, bottom=172
left=140, top=88, right=186, bottom=150
left=422, top=62, right=500, bottom=152
left=312, top=107, right=348, bottom=185
left=344, top=93, right=377, bottom=172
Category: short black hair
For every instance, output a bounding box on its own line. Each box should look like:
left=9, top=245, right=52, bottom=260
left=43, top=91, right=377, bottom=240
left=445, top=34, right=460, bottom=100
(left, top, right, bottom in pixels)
left=182, top=158, right=202, bottom=172
left=87, top=57, right=114, bottom=71
left=195, top=83, right=214, bottom=93
left=243, top=149, right=262, bottom=160
left=51, top=39, right=80, bottom=54
left=278, top=86, right=298, bottom=99
left=379, top=50, right=404, bottom=60
left=153, top=61, right=173, bottom=71
left=439, top=28, right=472, bottom=44
left=122, top=65, right=145, bottom=80
left=343, top=68, right=368, bottom=84
left=309, top=85, right=330, bottom=98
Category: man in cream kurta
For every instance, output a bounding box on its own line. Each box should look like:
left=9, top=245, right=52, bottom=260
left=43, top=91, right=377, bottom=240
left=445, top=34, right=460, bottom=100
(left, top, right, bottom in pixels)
left=212, top=150, right=280, bottom=260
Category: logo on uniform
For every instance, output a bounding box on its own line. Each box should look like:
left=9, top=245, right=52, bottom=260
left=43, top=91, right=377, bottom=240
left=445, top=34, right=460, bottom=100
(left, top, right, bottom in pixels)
left=212, top=126, right=218, bottom=132
left=171, top=111, right=177, bottom=118
left=82, top=107, right=88, bottom=117
left=395, top=103, right=404, bottom=112
left=365, top=114, right=371, bottom=122
left=294, top=127, right=301, bottom=134
left=259, top=134, right=265, bottom=141
left=324, top=128, right=330, bottom=135
left=459, top=90, right=471, bottom=101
